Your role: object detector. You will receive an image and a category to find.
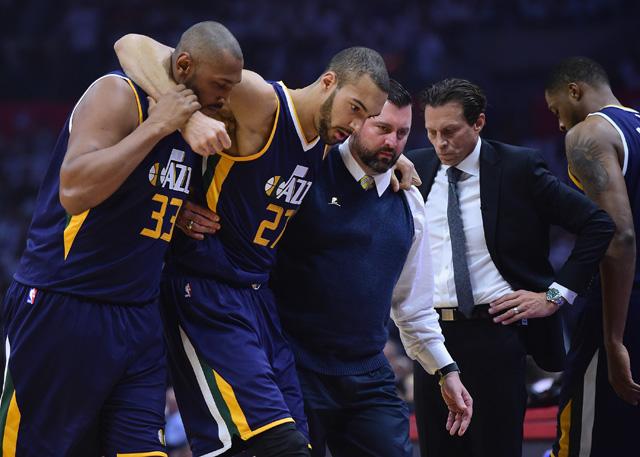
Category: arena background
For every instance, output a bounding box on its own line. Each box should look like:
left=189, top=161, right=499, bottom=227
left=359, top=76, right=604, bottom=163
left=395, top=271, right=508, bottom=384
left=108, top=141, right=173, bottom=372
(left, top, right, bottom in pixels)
left=1, top=1, right=639, bottom=456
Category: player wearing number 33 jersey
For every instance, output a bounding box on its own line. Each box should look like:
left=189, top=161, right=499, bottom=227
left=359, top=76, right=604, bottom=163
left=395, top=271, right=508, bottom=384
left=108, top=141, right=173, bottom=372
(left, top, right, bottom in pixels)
left=1, top=70, right=199, bottom=456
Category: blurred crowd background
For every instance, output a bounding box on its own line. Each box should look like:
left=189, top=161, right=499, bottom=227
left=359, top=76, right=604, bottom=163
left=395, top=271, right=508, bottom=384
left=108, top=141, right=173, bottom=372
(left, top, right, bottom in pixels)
left=1, top=1, right=639, bottom=454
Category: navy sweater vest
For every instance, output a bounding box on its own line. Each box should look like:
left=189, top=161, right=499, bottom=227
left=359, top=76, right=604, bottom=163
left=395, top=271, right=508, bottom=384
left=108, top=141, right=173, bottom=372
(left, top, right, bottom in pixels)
left=273, top=148, right=414, bottom=375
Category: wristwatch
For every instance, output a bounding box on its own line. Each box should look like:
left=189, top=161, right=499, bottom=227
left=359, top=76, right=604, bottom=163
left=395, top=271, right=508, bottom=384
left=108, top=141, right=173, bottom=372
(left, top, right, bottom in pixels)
left=437, top=362, right=460, bottom=386
left=546, top=287, right=568, bottom=307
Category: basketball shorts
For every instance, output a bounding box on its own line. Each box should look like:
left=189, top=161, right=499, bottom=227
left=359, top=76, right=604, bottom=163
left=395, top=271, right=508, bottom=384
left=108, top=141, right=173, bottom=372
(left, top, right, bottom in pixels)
left=0, top=280, right=167, bottom=457
left=160, top=273, right=308, bottom=456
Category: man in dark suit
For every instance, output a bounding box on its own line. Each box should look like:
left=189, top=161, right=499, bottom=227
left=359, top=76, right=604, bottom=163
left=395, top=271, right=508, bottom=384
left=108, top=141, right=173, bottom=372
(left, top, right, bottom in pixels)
left=406, top=78, right=615, bottom=457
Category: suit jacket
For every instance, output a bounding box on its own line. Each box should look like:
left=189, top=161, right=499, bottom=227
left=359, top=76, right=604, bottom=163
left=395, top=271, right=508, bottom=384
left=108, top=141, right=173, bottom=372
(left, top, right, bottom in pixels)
left=406, top=139, right=615, bottom=371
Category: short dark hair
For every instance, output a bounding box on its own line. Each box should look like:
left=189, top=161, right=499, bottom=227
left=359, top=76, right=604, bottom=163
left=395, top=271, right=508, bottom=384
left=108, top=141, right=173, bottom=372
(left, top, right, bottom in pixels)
left=387, top=79, right=412, bottom=108
left=419, top=78, right=486, bottom=125
left=325, top=47, right=390, bottom=93
left=545, top=56, right=610, bottom=93
left=175, top=21, right=243, bottom=63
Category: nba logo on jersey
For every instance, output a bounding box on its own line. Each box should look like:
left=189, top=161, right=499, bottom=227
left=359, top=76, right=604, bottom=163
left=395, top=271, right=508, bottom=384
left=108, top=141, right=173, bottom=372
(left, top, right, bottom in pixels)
left=27, top=288, right=38, bottom=304
left=148, top=148, right=192, bottom=193
left=264, top=165, right=313, bottom=205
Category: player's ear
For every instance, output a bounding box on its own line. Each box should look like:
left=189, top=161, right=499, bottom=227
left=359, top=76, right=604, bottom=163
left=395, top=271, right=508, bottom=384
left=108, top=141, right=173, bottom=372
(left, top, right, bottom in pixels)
left=320, top=72, right=338, bottom=92
left=175, top=52, right=194, bottom=81
left=568, top=82, right=582, bottom=101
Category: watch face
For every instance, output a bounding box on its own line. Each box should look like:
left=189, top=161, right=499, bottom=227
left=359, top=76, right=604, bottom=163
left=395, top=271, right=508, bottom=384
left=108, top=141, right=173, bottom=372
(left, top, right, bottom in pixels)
left=547, top=288, right=561, bottom=301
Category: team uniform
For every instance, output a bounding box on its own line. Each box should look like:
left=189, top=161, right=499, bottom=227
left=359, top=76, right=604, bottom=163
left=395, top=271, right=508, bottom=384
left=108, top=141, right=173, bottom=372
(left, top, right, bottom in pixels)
left=1, top=71, right=197, bottom=456
left=553, top=105, right=640, bottom=457
left=160, top=81, right=325, bottom=456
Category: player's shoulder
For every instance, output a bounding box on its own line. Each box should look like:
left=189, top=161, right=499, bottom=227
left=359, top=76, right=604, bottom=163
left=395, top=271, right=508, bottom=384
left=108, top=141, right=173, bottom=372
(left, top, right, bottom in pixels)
left=230, top=70, right=278, bottom=134
left=573, top=115, right=619, bottom=142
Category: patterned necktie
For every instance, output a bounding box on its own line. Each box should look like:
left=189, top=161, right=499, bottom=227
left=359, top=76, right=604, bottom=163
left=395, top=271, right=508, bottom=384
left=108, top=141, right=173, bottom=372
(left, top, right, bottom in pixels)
left=447, top=167, right=474, bottom=318
left=359, top=174, right=375, bottom=191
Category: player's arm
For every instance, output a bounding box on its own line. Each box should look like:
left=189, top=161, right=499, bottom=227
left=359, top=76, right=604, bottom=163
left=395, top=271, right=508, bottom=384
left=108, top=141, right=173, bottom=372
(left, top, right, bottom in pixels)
left=566, top=119, right=640, bottom=406
left=114, top=35, right=276, bottom=155
left=60, top=77, right=200, bottom=215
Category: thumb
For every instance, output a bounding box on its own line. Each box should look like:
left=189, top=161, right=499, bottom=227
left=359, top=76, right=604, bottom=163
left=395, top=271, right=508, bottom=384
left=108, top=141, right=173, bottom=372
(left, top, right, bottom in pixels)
left=220, top=130, right=232, bottom=150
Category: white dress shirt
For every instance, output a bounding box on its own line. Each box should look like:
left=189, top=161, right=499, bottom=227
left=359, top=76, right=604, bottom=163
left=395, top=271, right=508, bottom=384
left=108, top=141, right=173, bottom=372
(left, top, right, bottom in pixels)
left=339, top=140, right=454, bottom=374
left=425, top=137, right=576, bottom=308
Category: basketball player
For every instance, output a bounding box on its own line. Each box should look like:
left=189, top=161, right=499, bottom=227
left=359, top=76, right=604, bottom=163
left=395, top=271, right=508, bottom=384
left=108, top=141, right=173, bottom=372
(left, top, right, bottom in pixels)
left=545, top=56, right=640, bottom=457
left=0, top=22, right=242, bottom=456
left=114, top=35, right=391, bottom=456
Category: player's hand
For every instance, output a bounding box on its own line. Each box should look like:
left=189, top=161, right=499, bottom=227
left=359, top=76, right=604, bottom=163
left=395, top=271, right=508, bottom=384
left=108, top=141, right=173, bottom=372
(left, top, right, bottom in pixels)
left=489, top=290, right=559, bottom=325
left=182, top=111, right=232, bottom=157
left=605, top=342, right=640, bottom=406
left=147, top=84, right=201, bottom=136
left=440, top=372, right=473, bottom=436
left=392, top=154, right=422, bottom=192
left=177, top=201, right=221, bottom=240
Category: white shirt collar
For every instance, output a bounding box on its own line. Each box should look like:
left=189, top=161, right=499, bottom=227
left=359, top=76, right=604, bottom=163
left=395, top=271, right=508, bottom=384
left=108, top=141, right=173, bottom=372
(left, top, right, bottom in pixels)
left=442, top=136, right=481, bottom=177
left=338, top=138, right=392, bottom=197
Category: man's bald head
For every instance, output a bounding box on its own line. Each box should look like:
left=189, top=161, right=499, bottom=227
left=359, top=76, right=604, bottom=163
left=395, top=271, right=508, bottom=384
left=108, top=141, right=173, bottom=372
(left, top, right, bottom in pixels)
left=174, top=21, right=243, bottom=66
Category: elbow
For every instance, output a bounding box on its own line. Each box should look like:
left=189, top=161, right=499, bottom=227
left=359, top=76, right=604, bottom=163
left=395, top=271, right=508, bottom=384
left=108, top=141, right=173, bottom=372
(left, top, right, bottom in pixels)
left=59, top=167, right=89, bottom=215
left=114, top=34, right=140, bottom=58
left=59, top=186, right=88, bottom=216
left=613, top=226, right=636, bottom=249
left=605, top=226, right=636, bottom=261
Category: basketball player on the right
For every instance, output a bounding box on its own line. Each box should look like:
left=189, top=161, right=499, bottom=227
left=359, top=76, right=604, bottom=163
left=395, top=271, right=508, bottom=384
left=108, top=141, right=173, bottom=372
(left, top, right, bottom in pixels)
left=545, top=57, right=640, bottom=456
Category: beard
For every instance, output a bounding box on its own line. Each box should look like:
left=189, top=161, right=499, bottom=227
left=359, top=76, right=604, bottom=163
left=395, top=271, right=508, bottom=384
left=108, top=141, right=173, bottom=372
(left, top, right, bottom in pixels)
left=350, top=133, right=400, bottom=173
left=318, top=90, right=338, bottom=144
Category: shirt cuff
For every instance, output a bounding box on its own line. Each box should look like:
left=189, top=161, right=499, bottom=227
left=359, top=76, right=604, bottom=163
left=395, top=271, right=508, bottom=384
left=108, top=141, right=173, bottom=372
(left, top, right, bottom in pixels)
left=414, top=341, right=455, bottom=375
left=549, top=281, right=577, bottom=305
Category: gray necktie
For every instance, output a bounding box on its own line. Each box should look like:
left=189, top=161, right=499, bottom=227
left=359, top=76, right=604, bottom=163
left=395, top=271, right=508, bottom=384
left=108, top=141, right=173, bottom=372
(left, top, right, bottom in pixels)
left=447, top=167, right=474, bottom=318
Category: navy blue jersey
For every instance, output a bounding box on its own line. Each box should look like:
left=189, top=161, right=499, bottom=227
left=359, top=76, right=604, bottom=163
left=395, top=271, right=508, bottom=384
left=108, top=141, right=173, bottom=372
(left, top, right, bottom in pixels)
left=14, top=71, right=197, bottom=303
left=168, top=81, right=326, bottom=285
left=569, top=105, right=640, bottom=290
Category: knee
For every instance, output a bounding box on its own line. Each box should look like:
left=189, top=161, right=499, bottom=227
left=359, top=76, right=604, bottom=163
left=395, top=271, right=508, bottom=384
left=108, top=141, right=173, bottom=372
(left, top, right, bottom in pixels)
left=249, top=422, right=309, bottom=457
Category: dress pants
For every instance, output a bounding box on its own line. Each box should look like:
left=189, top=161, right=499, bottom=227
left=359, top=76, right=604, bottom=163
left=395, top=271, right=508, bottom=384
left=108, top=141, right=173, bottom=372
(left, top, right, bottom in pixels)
left=414, top=317, right=528, bottom=457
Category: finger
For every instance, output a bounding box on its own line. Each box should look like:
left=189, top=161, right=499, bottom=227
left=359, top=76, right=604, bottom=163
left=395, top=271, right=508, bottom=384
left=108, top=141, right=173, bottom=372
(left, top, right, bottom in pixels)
left=147, top=96, right=157, bottom=110
left=445, top=411, right=454, bottom=432
left=179, top=224, right=203, bottom=240
left=189, top=220, right=217, bottom=236
left=492, top=295, right=528, bottom=315
left=490, top=291, right=521, bottom=307
left=391, top=174, right=400, bottom=192
left=209, top=137, right=224, bottom=153
left=448, top=414, right=461, bottom=436
left=491, top=300, right=520, bottom=319
left=219, top=130, right=232, bottom=150
left=411, top=171, right=422, bottom=187
left=191, top=216, right=220, bottom=233
left=179, top=87, right=195, bottom=97
left=399, top=171, right=412, bottom=190
left=499, top=312, right=525, bottom=325
left=458, top=411, right=472, bottom=436
left=174, top=84, right=186, bottom=92
left=190, top=204, right=220, bottom=222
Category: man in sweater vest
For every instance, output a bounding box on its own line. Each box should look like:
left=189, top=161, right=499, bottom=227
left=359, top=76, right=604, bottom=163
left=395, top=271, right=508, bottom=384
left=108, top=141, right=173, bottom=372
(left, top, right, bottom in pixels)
left=271, top=80, right=472, bottom=457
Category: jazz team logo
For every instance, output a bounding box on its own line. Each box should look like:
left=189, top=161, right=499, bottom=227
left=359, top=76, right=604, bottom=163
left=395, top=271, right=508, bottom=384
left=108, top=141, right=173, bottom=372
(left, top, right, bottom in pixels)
left=264, top=165, right=312, bottom=205
left=148, top=148, right=192, bottom=194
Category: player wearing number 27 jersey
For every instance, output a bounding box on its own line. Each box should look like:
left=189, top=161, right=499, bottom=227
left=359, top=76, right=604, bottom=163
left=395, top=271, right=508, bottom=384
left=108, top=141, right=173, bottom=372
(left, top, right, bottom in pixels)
left=160, top=81, right=325, bottom=456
